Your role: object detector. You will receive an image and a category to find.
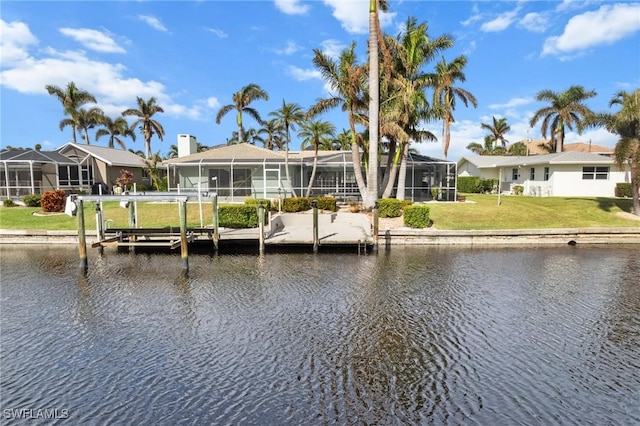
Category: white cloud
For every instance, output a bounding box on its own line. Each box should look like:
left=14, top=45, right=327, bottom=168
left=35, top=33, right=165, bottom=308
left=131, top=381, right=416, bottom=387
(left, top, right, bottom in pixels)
left=320, top=39, right=346, bottom=59
left=323, top=0, right=395, bottom=34
left=481, top=8, right=519, bottom=32
left=542, top=3, right=640, bottom=57
left=0, top=19, right=38, bottom=66
left=463, top=40, right=476, bottom=56
left=59, top=28, right=126, bottom=53
left=518, top=12, right=549, bottom=33
left=274, top=0, right=309, bottom=15
left=206, top=28, right=228, bottom=38
left=287, top=65, right=321, bottom=81
left=137, top=15, right=168, bottom=32
left=206, top=97, right=220, bottom=109
left=489, top=97, right=534, bottom=110
left=461, top=4, right=482, bottom=27
left=275, top=40, right=302, bottom=55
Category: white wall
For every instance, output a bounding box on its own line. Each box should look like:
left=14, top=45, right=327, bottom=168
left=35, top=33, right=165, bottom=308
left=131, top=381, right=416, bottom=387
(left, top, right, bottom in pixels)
left=550, top=165, right=627, bottom=197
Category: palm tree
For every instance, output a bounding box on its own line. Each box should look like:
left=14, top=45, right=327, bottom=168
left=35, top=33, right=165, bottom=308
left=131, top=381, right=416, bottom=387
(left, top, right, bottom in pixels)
left=481, top=116, right=511, bottom=150
left=298, top=119, right=336, bottom=197
left=257, top=119, right=285, bottom=150
left=216, top=84, right=269, bottom=146
left=333, top=129, right=353, bottom=151
left=270, top=100, right=306, bottom=197
left=45, top=82, right=97, bottom=143
left=95, top=116, right=136, bottom=149
left=167, top=144, right=179, bottom=159
left=122, top=97, right=165, bottom=159
left=590, top=89, right=640, bottom=215
left=431, top=55, right=478, bottom=159
left=144, top=151, right=164, bottom=191
left=508, top=141, right=528, bottom=156
left=309, top=42, right=368, bottom=200
left=466, top=136, right=506, bottom=155
left=60, top=107, right=104, bottom=144
left=529, top=85, right=596, bottom=153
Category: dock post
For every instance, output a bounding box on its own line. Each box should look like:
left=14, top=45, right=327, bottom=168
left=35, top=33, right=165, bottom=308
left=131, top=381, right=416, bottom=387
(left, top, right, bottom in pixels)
left=258, top=200, right=265, bottom=254
left=179, top=199, right=189, bottom=271
left=77, top=198, right=88, bottom=273
left=212, top=194, right=219, bottom=252
left=312, top=199, right=319, bottom=253
left=373, top=200, right=379, bottom=253
left=95, top=201, right=104, bottom=255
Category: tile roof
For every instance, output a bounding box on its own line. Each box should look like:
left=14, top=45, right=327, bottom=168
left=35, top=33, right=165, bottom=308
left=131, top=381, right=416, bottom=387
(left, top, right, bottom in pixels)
left=521, top=139, right=614, bottom=155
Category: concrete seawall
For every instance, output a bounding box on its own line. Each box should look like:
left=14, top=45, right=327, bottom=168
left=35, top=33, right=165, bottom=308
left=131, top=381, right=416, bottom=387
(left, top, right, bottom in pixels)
left=2, top=227, right=639, bottom=246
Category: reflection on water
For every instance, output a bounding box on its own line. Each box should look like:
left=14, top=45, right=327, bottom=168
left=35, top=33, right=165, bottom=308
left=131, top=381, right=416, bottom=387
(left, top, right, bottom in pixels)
left=1, top=245, right=639, bottom=424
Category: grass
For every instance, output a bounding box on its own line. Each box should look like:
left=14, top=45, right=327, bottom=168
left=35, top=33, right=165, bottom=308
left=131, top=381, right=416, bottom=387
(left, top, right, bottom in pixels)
left=0, top=195, right=638, bottom=231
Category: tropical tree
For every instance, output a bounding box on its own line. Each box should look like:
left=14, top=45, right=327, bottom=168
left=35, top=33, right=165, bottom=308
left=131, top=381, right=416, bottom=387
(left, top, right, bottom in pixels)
left=167, top=144, right=179, bottom=159
left=298, top=119, right=336, bottom=197
left=430, top=55, right=478, bottom=159
left=481, top=116, right=510, bottom=149
left=60, top=107, right=104, bottom=144
left=466, top=136, right=506, bottom=155
left=216, top=84, right=269, bottom=146
left=333, top=129, right=353, bottom=151
left=508, top=141, right=528, bottom=156
left=45, top=82, right=97, bottom=143
left=269, top=100, right=306, bottom=197
left=144, top=151, right=165, bottom=190
left=257, top=119, right=285, bottom=150
left=95, top=116, right=136, bottom=149
left=589, top=89, right=640, bottom=215
left=366, top=0, right=381, bottom=208
left=529, top=85, right=597, bottom=153
left=123, top=97, right=165, bottom=159
left=309, top=43, right=368, bottom=200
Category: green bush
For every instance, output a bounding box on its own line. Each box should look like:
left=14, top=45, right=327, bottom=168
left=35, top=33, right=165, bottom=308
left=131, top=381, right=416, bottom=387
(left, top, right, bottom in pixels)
left=282, top=197, right=311, bottom=212
left=513, top=185, right=524, bottom=196
left=22, top=194, right=42, bottom=207
left=457, top=176, right=481, bottom=193
left=479, top=178, right=498, bottom=193
left=244, top=198, right=272, bottom=211
left=218, top=205, right=261, bottom=228
left=615, top=183, right=632, bottom=198
left=378, top=198, right=406, bottom=218
left=403, top=205, right=430, bottom=228
left=41, top=189, right=66, bottom=212
left=315, top=196, right=337, bottom=212
left=3, top=199, right=16, bottom=207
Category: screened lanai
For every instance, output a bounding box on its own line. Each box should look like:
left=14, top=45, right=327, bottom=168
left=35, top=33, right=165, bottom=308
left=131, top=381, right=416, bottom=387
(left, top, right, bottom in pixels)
left=163, top=144, right=457, bottom=203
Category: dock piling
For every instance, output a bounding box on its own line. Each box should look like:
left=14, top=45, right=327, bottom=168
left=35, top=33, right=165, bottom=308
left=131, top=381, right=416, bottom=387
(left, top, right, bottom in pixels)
left=179, top=200, right=189, bottom=271
left=312, top=199, right=319, bottom=253
left=212, top=194, right=219, bottom=252
left=77, top=198, right=88, bottom=273
left=258, top=200, right=265, bottom=254
left=373, top=200, right=379, bottom=253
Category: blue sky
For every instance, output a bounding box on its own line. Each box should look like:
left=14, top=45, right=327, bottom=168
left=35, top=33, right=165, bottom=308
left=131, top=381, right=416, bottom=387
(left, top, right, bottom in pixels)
left=1, top=0, right=639, bottom=161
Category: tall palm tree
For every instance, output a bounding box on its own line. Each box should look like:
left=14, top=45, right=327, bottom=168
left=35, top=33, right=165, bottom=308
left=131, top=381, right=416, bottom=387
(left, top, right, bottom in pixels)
left=366, top=0, right=381, bottom=208
left=122, top=97, right=165, bottom=159
left=269, top=100, right=306, bottom=197
left=529, top=85, right=596, bottom=153
left=60, top=107, right=104, bottom=144
left=257, top=119, right=285, bottom=150
left=95, top=116, right=136, bottom=149
left=309, top=42, right=368, bottom=199
left=431, top=55, right=478, bottom=159
left=167, top=144, right=179, bottom=159
left=298, top=119, right=336, bottom=197
left=216, top=84, right=269, bottom=145
left=333, top=129, right=353, bottom=151
left=466, top=136, right=506, bottom=155
left=590, top=89, right=640, bottom=215
left=144, top=151, right=164, bottom=191
left=481, top=116, right=511, bottom=150
left=45, top=82, right=97, bottom=143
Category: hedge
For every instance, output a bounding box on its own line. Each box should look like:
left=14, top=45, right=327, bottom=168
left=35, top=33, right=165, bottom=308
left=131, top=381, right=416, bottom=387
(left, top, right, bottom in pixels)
left=280, top=196, right=337, bottom=212
left=244, top=198, right=272, bottom=212
left=218, top=205, right=261, bottom=228
left=457, top=176, right=498, bottom=194
left=403, top=205, right=430, bottom=228
left=378, top=198, right=409, bottom=218
left=615, top=183, right=632, bottom=198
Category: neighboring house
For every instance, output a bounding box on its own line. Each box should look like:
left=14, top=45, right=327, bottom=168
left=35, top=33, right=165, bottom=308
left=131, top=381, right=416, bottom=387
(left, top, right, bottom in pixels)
left=457, top=152, right=630, bottom=197
left=163, top=135, right=457, bottom=202
left=522, top=139, right=615, bottom=156
left=1, top=143, right=150, bottom=198
left=1, top=149, right=78, bottom=197
left=56, top=143, right=150, bottom=193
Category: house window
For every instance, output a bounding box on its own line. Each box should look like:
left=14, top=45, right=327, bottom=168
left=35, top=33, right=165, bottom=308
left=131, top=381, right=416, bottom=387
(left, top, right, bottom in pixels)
left=582, top=166, right=609, bottom=180
left=530, top=167, right=535, bottom=180
left=58, top=165, right=93, bottom=186
left=512, top=168, right=518, bottom=181
left=544, top=167, right=549, bottom=181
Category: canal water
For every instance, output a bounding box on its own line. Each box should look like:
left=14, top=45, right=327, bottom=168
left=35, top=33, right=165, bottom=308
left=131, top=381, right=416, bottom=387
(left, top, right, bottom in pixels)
left=1, top=245, right=639, bottom=425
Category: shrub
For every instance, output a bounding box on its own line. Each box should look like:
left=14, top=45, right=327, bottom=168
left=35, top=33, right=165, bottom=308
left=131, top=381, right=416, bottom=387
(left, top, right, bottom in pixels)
left=22, top=194, right=42, bottom=207
left=244, top=198, right=272, bottom=212
left=479, top=178, right=498, bottom=194
left=403, top=205, right=430, bottom=228
left=315, top=196, right=337, bottom=212
left=3, top=199, right=16, bottom=207
left=457, top=176, right=481, bottom=193
left=282, top=197, right=311, bottom=212
left=115, top=169, right=134, bottom=190
left=218, top=205, right=260, bottom=228
left=41, top=189, right=67, bottom=212
left=615, top=183, right=632, bottom=198
left=378, top=198, right=406, bottom=218
left=512, top=185, right=524, bottom=196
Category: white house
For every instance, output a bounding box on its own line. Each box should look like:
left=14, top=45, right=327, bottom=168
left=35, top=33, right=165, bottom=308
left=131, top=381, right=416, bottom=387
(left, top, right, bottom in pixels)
left=457, top=152, right=630, bottom=197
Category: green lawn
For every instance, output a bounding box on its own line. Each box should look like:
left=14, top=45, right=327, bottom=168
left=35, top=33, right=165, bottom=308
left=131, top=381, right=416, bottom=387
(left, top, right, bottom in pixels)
left=0, top=195, right=638, bottom=231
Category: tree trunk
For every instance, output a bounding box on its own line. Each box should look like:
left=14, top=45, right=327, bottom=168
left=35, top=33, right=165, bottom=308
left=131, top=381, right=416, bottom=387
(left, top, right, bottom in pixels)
left=396, top=142, right=409, bottom=200
left=306, top=147, right=319, bottom=197
left=284, top=128, right=296, bottom=197
left=380, top=139, right=396, bottom=198
left=72, top=124, right=77, bottom=143
left=366, top=0, right=379, bottom=209
left=442, top=119, right=451, bottom=159
left=382, top=141, right=401, bottom=198
left=633, top=176, right=640, bottom=216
